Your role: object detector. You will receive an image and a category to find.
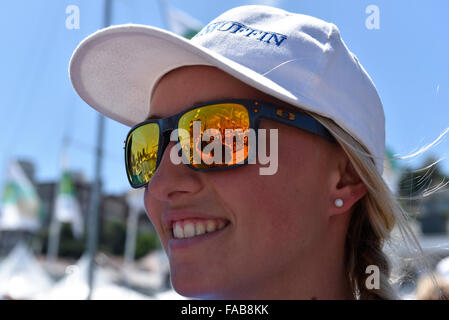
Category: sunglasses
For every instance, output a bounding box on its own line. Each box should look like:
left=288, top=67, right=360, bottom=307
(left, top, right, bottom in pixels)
left=124, top=99, right=336, bottom=189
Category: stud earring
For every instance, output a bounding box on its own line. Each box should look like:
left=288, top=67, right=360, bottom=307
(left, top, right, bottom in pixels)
left=334, top=199, right=344, bottom=208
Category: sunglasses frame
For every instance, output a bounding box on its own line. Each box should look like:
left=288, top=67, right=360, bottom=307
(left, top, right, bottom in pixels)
left=124, top=99, right=336, bottom=189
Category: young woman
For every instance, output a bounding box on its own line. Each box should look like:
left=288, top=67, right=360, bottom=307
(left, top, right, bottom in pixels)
left=69, top=5, right=434, bottom=299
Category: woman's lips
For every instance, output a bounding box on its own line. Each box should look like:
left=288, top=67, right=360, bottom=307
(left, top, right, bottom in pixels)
left=172, top=218, right=228, bottom=238
left=162, top=210, right=231, bottom=251
left=162, top=210, right=228, bottom=229
left=168, top=220, right=230, bottom=251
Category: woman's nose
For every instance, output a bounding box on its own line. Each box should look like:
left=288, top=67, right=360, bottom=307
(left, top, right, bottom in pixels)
left=146, top=141, right=203, bottom=202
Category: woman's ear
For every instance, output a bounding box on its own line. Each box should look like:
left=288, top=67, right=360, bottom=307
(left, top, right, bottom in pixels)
left=328, top=156, right=367, bottom=217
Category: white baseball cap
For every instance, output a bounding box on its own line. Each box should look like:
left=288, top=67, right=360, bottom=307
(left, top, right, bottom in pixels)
left=69, top=5, right=385, bottom=174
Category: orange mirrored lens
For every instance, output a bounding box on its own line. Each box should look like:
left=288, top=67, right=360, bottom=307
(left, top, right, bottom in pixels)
left=126, top=123, right=159, bottom=187
left=178, top=104, right=250, bottom=169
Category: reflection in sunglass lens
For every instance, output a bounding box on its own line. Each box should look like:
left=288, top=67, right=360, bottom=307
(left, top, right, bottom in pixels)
left=126, top=123, right=159, bottom=187
left=178, top=104, right=250, bottom=169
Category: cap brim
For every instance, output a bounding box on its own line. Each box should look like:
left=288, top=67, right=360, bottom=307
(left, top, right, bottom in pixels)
left=69, top=24, right=298, bottom=127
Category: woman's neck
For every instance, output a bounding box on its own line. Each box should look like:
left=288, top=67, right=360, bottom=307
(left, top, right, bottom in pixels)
left=210, top=251, right=353, bottom=300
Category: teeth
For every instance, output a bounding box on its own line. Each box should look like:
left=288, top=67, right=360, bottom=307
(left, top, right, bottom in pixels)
left=172, top=219, right=227, bottom=239
left=195, top=223, right=206, bottom=236
left=183, top=223, right=195, bottom=238
left=174, top=223, right=184, bottom=239
left=206, top=220, right=217, bottom=233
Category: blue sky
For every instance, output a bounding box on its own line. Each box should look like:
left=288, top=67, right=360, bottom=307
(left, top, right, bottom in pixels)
left=1, top=0, right=448, bottom=195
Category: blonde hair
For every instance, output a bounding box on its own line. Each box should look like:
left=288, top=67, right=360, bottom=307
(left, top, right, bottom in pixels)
left=310, top=112, right=437, bottom=300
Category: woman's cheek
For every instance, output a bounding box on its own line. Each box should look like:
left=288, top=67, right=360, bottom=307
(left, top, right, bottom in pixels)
left=143, top=190, right=165, bottom=239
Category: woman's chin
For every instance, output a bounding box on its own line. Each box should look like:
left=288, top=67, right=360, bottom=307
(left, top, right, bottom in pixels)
left=170, top=272, right=226, bottom=299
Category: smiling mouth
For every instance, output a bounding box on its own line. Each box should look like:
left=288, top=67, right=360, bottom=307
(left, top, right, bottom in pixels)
left=171, top=218, right=230, bottom=239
